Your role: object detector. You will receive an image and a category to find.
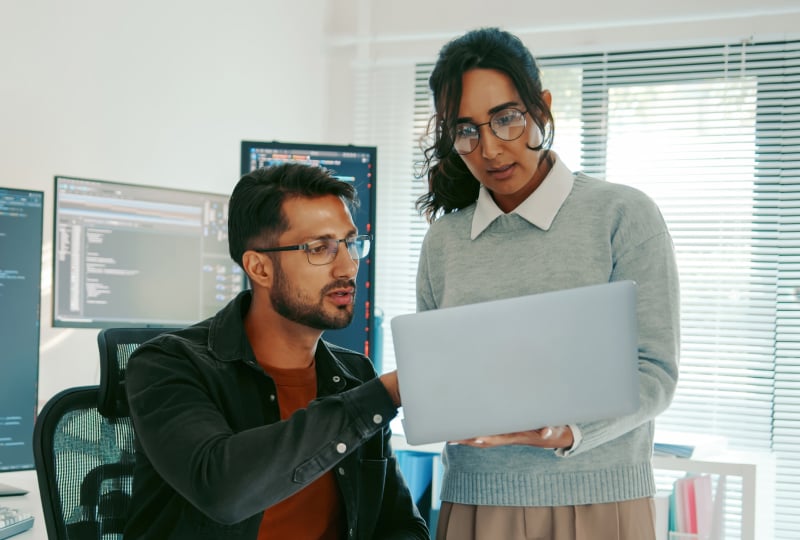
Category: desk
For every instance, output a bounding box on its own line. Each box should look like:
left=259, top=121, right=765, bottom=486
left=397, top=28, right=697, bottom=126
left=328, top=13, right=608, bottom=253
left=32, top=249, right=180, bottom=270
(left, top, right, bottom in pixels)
left=0, top=471, right=45, bottom=539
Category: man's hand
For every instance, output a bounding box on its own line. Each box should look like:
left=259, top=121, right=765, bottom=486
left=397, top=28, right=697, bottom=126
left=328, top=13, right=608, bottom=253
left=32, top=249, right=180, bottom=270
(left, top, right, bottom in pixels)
left=379, top=371, right=402, bottom=407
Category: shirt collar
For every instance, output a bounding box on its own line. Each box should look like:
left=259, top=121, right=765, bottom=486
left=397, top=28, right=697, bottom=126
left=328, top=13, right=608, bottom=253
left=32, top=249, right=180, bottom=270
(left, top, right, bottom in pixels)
left=471, top=153, right=574, bottom=239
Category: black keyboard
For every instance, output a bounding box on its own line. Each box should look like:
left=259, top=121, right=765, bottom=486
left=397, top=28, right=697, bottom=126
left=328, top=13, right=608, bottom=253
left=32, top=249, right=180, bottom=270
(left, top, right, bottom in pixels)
left=0, top=507, right=33, bottom=539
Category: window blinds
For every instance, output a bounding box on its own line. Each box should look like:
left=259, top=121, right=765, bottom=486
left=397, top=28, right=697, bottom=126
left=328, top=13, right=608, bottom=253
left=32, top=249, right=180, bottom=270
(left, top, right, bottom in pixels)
left=355, top=38, right=799, bottom=538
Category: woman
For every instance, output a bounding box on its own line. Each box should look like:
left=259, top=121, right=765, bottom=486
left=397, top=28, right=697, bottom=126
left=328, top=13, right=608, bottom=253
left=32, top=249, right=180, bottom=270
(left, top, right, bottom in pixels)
left=416, top=27, right=680, bottom=540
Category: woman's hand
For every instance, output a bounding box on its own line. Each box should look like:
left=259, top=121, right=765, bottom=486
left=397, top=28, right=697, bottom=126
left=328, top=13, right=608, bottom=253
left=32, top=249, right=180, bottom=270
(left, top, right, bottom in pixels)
left=451, top=426, right=574, bottom=449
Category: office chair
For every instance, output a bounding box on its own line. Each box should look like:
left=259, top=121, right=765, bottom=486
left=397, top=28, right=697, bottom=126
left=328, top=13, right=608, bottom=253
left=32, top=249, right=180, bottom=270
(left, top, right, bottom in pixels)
left=33, top=327, right=177, bottom=540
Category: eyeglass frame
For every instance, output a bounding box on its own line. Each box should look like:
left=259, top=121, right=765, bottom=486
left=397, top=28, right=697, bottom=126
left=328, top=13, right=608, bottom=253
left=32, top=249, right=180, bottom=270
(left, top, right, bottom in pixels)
left=451, top=107, right=543, bottom=155
left=250, top=234, right=372, bottom=266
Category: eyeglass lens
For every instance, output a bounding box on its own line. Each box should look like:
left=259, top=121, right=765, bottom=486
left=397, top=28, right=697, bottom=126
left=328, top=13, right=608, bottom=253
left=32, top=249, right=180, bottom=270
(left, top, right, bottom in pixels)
left=453, top=108, right=527, bottom=155
left=307, top=236, right=371, bottom=265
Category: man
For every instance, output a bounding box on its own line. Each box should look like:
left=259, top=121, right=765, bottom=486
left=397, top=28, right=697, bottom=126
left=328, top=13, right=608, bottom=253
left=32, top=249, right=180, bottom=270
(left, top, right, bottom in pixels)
left=124, top=163, right=428, bottom=539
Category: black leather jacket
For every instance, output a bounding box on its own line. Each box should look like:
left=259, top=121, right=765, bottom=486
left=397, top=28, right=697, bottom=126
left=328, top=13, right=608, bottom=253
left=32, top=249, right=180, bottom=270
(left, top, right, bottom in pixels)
left=124, top=290, right=428, bottom=539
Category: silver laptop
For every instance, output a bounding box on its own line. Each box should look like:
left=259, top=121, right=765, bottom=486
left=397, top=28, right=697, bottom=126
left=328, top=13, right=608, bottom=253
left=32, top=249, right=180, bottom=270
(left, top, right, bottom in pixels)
left=392, top=280, right=640, bottom=445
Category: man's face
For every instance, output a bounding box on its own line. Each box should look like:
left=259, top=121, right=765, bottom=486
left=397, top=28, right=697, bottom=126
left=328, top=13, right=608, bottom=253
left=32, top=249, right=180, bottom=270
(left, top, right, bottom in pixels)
left=269, top=194, right=359, bottom=330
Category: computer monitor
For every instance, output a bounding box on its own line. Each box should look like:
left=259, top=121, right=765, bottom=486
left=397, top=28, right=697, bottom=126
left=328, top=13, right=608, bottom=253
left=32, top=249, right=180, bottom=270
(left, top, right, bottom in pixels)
left=52, top=176, right=245, bottom=328
left=241, top=141, right=376, bottom=358
left=0, top=187, right=43, bottom=482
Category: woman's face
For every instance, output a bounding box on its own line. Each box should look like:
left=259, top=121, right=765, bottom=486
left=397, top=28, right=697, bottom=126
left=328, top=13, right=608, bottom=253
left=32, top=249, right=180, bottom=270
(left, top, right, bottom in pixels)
left=455, top=68, right=551, bottom=213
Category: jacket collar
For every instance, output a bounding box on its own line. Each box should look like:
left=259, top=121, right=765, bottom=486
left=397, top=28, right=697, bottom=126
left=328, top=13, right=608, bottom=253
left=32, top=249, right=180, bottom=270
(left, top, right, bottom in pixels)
left=206, top=289, right=361, bottom=390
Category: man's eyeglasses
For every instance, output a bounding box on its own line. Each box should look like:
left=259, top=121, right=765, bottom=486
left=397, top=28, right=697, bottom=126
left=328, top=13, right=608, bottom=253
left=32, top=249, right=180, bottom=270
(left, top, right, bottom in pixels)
left=252, top=235, right=372, bottom=266
left=453, top=107, right=531, bottom=155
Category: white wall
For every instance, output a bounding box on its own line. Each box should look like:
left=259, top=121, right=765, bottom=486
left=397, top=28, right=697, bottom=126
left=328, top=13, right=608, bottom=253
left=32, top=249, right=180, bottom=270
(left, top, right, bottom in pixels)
left=324, top=0, right=800, bottom=143
left=331, top=0, right=800, bottom=55
left=0, top=0, right=332, bottom=405
left=3, top=0, right=800, bottom=409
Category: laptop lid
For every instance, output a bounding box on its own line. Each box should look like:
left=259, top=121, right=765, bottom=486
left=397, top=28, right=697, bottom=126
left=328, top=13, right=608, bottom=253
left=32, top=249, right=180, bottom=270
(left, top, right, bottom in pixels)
left=392, top=280, right=640, bottom=445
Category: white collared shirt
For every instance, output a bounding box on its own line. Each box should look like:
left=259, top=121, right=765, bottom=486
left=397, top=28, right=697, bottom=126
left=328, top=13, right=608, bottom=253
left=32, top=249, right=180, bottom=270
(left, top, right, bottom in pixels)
left=470, top=155, right=575, bottom=240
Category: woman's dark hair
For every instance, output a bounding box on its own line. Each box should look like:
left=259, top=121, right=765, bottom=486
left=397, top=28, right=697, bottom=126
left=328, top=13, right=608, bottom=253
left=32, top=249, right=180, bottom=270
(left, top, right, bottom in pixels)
left=416, top=27, right=555, bottom=222
left=228, top=162, right=358, bottom=267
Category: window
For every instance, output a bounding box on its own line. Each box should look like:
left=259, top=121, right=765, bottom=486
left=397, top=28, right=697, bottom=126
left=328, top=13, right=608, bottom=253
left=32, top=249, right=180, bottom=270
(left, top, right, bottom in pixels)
left=534, top=43, right=798, bottom=538
left=356, top=39, right=799, bottom=538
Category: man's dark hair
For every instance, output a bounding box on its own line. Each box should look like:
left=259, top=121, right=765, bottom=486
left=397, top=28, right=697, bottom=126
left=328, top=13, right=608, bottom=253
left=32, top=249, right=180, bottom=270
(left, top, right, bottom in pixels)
left=228, top=162, right=358, bottom=267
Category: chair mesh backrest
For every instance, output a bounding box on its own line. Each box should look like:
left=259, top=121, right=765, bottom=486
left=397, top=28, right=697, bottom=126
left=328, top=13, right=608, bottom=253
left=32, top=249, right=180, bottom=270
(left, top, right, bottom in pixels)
left=34, top=387, right=136, bottom=539
left=35, top=328, right=178, bottom=539
left=55, top=406, right=135, bottom=537
left=98, top=327, right=178, bottom=419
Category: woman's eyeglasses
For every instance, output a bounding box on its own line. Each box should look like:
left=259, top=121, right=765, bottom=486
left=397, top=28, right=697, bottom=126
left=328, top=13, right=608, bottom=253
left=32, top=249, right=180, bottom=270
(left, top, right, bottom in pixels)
left=452, top=107, right=531, bottom=155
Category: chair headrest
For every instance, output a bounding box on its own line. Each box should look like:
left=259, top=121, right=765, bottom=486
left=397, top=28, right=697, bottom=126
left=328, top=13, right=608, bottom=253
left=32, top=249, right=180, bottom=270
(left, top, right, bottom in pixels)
left=97, top=327, right=179, bottom=419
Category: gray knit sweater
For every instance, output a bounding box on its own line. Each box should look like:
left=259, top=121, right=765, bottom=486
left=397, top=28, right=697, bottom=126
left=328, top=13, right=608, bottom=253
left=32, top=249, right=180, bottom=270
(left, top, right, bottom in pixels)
left=416, top=156, right=680, bottom=506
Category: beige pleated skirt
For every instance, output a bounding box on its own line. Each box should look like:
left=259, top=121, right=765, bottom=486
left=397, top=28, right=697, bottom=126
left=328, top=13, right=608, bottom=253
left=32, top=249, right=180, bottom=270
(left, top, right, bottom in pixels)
left=435, top=498, right=656, bottom=540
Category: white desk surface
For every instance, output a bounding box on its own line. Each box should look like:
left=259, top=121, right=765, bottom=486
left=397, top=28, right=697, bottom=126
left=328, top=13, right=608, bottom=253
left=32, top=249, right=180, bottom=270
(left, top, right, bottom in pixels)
left=0, top=470, right=46, bottom=539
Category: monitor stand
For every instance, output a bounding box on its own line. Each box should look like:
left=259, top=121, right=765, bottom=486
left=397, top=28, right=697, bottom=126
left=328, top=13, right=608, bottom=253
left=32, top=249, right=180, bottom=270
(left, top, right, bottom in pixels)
left=0, top=482, right=28, bottom=496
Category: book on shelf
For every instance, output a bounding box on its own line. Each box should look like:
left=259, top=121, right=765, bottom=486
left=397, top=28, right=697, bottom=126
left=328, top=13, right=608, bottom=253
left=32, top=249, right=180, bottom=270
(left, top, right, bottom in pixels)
left=674, top=476, right=698, bottom=534
left=710, top=474, right=726, bottom=540
left=693, top=474, right=713, bottom=538
left=665, top=473, right=719, bottom=539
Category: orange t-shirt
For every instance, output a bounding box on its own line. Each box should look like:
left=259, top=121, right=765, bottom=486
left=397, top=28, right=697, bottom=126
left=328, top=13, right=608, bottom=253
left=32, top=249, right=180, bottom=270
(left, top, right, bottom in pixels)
left=258, top=361, right=344, bottom=540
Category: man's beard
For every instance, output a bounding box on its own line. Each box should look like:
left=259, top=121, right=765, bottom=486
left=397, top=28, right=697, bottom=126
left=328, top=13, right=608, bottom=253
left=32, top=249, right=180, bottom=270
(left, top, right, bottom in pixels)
left=270, top=264, right=355, bottom=330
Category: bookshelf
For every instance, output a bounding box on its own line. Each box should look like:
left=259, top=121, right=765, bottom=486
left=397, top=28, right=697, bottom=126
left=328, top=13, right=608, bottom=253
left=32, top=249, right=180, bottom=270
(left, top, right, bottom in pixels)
left=653, top=452, right=775, bottom=540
